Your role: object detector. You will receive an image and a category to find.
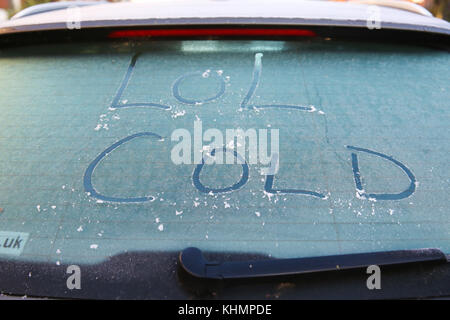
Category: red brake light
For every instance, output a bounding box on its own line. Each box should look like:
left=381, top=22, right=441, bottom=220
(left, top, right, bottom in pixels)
left=107, top=28, right=317, bottom=39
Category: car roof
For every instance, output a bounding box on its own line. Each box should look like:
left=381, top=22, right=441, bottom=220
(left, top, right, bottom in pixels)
left=0, top=0, right=449, bottom=36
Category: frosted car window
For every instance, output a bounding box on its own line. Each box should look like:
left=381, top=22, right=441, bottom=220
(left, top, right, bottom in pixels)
left=0, top=40, right=448, bottom=265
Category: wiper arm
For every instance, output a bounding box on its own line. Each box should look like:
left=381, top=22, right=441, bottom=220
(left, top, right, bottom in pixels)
left=179, top=247, right=448, bottom=280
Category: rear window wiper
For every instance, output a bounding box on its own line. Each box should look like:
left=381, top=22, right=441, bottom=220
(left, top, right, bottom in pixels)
left=179, top=247, right=449, bottom=280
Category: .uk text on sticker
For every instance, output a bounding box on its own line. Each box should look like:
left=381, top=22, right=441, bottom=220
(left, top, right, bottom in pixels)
left=0, top=231, right=29, bottom=256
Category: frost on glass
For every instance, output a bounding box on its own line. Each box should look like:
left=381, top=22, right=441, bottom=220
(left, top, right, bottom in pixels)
left=0, top=40, right=448, bottom=264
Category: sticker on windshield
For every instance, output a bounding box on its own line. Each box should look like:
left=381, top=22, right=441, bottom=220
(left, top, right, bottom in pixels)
left=0, top=231, right=29, bottom=256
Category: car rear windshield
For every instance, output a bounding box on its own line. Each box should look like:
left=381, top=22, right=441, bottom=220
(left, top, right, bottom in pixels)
left=0, top=39, right=448, bottom=267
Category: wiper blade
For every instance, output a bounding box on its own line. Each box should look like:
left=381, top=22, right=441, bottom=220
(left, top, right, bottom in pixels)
left=179, top=247, right=448, bottom=280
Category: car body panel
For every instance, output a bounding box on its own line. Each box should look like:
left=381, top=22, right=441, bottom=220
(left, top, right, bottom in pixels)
left=0, top=0, right=449, bottom=35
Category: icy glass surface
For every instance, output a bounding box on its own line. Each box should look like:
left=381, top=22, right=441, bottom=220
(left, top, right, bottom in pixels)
left=0, top=40, right=448, bottom=264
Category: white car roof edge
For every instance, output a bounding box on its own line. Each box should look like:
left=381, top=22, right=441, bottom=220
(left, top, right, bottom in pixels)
left=348, top=0, right=433, bottom=17
left=0, top=1, right=449, bottom=36
left=11, top=1, right=106, bottom=20
left=9, top=0, right=435, bottom=21
left=1, top=17, right=449, bottom=36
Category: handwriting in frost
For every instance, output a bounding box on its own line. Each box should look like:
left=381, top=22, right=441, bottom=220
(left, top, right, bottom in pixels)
left=84, top=53, right=416, bottom=203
